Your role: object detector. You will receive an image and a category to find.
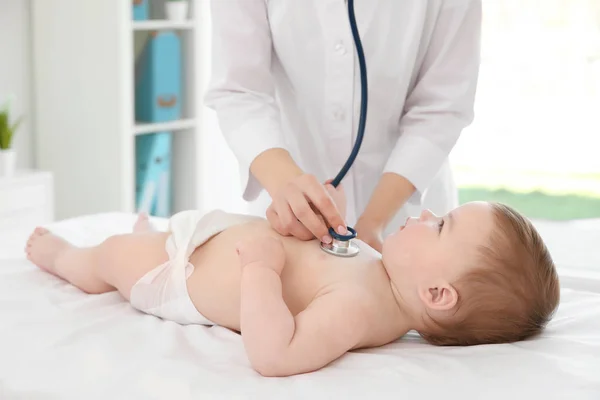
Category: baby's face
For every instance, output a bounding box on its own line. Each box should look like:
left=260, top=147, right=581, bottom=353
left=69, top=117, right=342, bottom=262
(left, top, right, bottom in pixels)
left=381, top=202, right=495, bottom=313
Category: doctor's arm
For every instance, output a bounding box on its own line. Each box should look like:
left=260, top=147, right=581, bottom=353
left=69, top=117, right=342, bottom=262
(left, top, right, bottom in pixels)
left=358, top=0, right=482, bottom=243
left=205, top=0, right=345, bottom=242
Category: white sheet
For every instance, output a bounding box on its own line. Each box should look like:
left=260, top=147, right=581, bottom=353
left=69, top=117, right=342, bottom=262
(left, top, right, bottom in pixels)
left=1, top=213, right=599, bottom=399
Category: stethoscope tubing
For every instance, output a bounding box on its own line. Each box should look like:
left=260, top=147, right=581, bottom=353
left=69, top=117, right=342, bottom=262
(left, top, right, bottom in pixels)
left=327, top=0, right=368, bottom=242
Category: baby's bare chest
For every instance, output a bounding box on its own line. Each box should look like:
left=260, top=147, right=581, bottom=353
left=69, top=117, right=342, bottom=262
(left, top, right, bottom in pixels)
left=186, top=222, right=387, bottom=327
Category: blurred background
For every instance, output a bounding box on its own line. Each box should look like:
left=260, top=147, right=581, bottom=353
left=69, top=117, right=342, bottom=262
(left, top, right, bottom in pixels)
left=0, top=0, right=599, bottom=274
left=451, top=0, right=600, bottom=221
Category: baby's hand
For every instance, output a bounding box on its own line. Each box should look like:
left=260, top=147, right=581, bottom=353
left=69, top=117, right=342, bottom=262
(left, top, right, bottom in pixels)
left=236, top=235, right=286, bottom=275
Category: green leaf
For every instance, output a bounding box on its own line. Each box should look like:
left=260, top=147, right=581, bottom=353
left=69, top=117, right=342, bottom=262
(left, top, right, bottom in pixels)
left=0, top=112, right=22, bottom=150
left=0, top=111, right=7, bottom=130
left=0, top=112, right=8, bottom=149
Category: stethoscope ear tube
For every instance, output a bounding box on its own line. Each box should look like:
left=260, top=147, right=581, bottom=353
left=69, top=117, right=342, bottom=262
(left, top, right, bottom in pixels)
left=330, top=0, right=368, bottom=189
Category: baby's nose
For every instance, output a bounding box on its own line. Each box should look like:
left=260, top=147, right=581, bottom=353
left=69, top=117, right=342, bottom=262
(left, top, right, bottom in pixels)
left=420, top=209, right=435, bottom=221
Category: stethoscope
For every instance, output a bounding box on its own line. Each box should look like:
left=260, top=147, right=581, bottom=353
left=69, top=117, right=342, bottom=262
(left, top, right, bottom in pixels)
left=320, top=0, right=367, bottom=258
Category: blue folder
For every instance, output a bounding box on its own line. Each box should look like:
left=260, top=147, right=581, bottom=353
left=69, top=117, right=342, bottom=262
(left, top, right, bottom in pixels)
left=132, top=0, right=148, bottom=21
left=135, top=31, right=183, bottom=123
left=135, top=132, right=173, bottom=217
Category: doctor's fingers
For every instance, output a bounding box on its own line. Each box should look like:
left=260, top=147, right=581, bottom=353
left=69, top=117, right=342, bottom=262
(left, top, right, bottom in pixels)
left=269, top=203, right=314, bottom=241
left=284, top=189, right=331, bottom=241
left=301, top=182, right=346, bottom=236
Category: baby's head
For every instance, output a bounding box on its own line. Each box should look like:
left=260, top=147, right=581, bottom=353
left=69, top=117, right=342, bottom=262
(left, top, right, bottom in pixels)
left=381, top=201, right=560, bottom=346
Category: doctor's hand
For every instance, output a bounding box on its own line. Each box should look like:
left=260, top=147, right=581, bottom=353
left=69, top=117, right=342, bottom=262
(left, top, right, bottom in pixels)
left=266, top=174, right=347, bottom=244
left=323, top=179, right=347, bottom=219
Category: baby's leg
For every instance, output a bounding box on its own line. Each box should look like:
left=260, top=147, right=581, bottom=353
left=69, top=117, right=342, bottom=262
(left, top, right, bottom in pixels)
left=26, top=213, right=169, bottom=299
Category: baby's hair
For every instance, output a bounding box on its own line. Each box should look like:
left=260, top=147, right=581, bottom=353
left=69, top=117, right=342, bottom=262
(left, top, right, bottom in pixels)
left=420, top=202, right=560, bottom=346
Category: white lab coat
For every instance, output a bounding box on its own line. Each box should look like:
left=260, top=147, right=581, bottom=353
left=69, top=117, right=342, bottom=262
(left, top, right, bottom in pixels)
left=204, top=0, right=481, bottom=235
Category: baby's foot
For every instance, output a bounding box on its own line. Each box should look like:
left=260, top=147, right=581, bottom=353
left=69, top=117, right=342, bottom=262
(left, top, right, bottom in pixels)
left=133, top=212, right=154, bottom=233
left=25, top=227, right=71, bottom=276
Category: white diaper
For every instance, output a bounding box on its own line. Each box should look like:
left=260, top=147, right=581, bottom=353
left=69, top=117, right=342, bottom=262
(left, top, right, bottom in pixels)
left=129, top=209, right=260, bottom=325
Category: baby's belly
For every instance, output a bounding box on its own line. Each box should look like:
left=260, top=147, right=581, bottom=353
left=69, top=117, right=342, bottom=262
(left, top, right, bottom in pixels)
left=184, top=221, right=326, bottom=331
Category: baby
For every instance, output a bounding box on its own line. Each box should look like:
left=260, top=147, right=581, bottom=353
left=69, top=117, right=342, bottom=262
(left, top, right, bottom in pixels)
left=25, top=201, right=560, bottom=377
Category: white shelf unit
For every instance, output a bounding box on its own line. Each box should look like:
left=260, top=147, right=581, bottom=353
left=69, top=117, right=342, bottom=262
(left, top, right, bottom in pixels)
left=31, top=0, right=210, bottom=221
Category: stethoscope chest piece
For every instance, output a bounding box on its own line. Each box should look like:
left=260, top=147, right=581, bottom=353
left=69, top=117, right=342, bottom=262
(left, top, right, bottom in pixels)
left=320, top=239, right=360, bottom=257
left=320, top=226, right=360, bottom=257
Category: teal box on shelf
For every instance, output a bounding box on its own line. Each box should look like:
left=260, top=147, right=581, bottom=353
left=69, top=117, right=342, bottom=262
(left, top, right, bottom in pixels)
left=132, top=0, right=148, bottom=21
left=135, top=31, right=182, bottom=123
left=135, top=132, right=173, bottom=218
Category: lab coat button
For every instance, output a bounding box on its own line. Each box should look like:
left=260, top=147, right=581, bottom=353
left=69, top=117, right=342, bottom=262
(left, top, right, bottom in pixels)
left=333, top=108, right=345, bottom=120
left=334, top=42, right=347, bottom=55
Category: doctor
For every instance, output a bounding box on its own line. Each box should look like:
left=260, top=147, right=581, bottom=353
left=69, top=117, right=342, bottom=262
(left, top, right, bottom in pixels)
left=205, top=0, right=482, bottom=252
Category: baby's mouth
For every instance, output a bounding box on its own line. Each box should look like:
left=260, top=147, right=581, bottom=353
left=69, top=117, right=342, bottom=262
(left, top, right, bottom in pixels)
left=399, top=217, right=411, bottom=231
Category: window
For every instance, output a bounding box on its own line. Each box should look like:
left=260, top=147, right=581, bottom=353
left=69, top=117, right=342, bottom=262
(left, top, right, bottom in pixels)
left=450, top=0, right=600, bottom=221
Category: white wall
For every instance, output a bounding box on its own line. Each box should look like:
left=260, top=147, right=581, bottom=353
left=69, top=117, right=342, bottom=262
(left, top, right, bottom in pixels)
left=194, top=2, right=250, bottom=215
left=0, top=0, right=33, bottom=169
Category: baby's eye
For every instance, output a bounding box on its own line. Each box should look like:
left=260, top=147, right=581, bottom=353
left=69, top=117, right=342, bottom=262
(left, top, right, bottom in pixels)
left=438, top=219, right=445, bottom=233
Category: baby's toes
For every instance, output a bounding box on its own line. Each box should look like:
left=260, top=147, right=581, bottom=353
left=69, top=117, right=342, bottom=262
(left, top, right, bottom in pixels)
left=34, top=227, right=49, bottom=236
left=25, top=227, right=45, bottom=252
left=25, top=234, right=35, bottom=249
left=28, top=227, right=45, bottom=241
left=25, top=239, right=33, bottom=256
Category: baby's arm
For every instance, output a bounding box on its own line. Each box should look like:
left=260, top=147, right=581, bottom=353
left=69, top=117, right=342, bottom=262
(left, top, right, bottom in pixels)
left=236, top=236, right=370, bottom=377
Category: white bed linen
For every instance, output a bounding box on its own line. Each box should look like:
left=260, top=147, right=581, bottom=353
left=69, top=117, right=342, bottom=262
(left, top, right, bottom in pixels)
left=0, top=213, right=599, bottom=399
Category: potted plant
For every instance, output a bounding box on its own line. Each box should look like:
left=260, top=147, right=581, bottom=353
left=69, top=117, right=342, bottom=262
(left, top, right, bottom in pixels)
left=165, top=0, right=189, bottom=21
left=0, top=100, right=22, bottom=177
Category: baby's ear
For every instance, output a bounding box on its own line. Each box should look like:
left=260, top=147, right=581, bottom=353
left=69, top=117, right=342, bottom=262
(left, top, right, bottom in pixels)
left=418, top=283, right=458, bottom=311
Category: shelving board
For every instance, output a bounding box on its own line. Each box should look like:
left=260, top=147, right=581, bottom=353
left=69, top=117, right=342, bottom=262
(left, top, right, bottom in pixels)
left=133, top=119, right=196, bottom=135
left=132, top=20, right=195, bottom=31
